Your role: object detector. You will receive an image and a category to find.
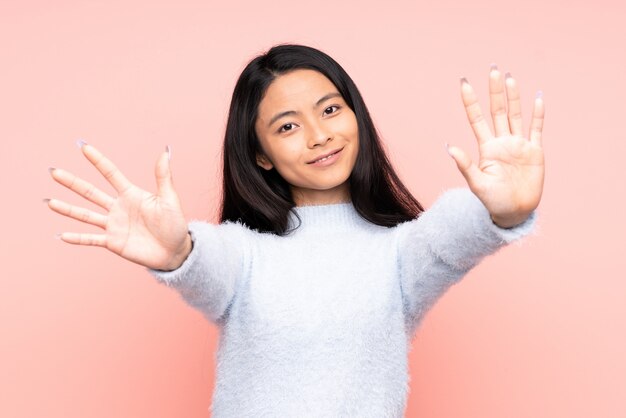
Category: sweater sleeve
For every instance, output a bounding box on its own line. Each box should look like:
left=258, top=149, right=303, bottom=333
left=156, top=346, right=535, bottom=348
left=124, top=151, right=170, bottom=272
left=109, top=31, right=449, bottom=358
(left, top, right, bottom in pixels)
left=396, top=188, right=538, bottom=337
left=146, top=220, right=251, bottom=325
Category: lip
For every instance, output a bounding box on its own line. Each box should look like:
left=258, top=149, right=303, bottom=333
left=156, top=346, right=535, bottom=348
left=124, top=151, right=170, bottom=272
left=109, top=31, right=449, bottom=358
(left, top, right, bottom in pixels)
left=307, top=147, right=344, bottom=164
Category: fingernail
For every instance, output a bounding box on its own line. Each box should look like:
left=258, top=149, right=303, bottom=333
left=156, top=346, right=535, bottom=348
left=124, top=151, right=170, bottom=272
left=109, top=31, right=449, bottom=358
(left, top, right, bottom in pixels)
left=48, top=167, right=56, bottom=174
left=490, top=63, right=498, bottom=71
left=76, top=139, right=88, bottom=149
left=504, top=72, right=512, bottom=80
left=445, top=143, right=452, bottom=157
left=536, top=90, right=543, bottom=99
left=42, top=198, right=51, bottom=204
left=54, top=233, right=62, bottom=240
left=166, top=145, right=171, bottom=161
left=460, top=77, right=468, bottom=86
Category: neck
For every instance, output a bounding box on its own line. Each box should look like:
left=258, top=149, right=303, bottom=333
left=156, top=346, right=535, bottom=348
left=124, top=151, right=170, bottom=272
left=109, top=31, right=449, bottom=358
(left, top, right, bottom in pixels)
left=290, top=182, right=351, bottom=207
left=286, top=200, right=371, bottom=235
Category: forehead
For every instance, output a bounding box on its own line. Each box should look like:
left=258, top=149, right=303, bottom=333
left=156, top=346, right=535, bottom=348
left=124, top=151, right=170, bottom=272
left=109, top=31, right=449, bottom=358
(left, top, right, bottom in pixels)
left=258, top=69, right=338, bottom=114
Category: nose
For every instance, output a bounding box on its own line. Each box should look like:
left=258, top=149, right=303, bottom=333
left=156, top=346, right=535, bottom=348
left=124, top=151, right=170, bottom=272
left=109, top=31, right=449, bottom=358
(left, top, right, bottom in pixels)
left=307, top=120, right=333, bottom=148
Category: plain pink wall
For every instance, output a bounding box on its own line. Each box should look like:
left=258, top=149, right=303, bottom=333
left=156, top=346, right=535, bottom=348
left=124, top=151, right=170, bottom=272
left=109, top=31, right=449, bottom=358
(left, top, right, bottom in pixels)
left=2, top=0, right=625, bottom=416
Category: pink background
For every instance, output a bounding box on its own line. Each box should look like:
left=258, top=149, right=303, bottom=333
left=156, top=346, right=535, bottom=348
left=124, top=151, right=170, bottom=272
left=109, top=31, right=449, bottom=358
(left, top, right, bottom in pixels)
left=2, top=0, right=625, bottom=416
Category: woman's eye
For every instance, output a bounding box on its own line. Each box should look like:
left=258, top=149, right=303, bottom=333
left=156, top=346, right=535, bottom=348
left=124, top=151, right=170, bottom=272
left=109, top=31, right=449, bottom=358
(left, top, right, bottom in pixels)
left=278, top=123, right=295, bottom=133
left=324, top=105, right=340, bottom=115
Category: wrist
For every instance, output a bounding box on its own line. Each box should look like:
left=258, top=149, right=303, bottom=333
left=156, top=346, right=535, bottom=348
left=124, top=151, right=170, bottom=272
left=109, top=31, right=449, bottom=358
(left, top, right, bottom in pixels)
left=162, top=232, right=193, bottom=271
left=490, top=212, right=532, bottom=229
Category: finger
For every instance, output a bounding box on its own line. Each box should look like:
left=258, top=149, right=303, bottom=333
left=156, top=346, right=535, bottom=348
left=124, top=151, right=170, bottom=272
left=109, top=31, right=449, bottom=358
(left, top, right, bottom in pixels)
left=504, top=72, right=524, bottom=137
left=49, top=167, right=115, bottom=210
left=489, top=64, right=511, bottom=137
left=461, top=78, right=494, bottom=146
left=155, top=146, right=175, bottom=198
left=446, top=144, right=481, bottom=188
left=57, top=232, right=107, bottom=247
left=529, top=91, right=545, bottom=147
left=46, top=198, right=108, bottom=229
left=79, top=143, right=133, bottom=194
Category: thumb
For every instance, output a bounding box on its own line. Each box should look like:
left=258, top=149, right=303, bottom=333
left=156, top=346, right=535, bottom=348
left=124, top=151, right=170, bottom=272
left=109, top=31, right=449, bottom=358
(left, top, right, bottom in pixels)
left=445, top=143, right=480, bottom=187
left=155, top=145, right=175, bottom=198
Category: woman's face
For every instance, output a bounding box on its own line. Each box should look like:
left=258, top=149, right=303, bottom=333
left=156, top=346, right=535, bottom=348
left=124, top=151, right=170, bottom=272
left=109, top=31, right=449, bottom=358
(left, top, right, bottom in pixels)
left=254, top=69, right=359, bottom=206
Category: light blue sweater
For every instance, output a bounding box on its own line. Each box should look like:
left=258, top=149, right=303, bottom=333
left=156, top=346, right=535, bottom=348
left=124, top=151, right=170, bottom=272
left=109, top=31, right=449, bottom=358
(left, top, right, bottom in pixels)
left=147, top=188, right=537, bottom=417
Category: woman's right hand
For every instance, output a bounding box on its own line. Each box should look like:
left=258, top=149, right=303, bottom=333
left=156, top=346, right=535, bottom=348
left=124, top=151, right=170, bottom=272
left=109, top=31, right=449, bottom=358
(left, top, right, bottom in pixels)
left=46, top=142, right=192, bottom=271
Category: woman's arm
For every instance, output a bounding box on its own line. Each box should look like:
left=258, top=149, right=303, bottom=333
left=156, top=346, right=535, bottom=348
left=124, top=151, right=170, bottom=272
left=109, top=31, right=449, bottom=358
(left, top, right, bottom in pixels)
left=147, top=220, right=251, bottom=325
left=46, top=142, right=250, bottom=325
left=396, top=188, right=537, bottom=337
left=394, top=64, right=546, bottom=337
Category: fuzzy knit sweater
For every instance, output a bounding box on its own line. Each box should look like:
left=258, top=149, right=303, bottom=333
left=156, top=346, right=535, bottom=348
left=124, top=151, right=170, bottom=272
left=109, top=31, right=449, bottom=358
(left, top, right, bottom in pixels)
left=147, top=188, right=537, bottom=417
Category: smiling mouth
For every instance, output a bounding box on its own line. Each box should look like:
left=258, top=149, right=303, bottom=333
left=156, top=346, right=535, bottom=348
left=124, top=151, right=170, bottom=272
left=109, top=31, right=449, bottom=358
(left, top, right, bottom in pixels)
left=308, top=148, right=343, bottom=164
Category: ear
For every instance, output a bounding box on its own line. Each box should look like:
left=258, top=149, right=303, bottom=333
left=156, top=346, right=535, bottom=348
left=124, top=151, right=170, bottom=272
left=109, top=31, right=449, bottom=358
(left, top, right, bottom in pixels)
left=256, top=153, right=274, bottom=171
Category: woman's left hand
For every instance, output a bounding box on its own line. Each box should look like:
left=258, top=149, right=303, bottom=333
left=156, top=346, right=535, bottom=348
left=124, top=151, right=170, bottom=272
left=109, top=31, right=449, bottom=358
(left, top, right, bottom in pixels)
left=447, top=64, right=545, bottom=228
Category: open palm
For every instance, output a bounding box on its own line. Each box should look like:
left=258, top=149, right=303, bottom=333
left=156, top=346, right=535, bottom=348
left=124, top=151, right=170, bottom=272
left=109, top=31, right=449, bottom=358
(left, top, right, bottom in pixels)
left=447, top=64, right=545, bottom=228
left=47, top=143, right=191, bottom=271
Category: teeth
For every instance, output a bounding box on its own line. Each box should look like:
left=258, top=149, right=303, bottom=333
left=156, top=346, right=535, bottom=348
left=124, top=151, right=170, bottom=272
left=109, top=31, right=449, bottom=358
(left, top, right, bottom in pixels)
left=314, top=151, right=337, bottom=163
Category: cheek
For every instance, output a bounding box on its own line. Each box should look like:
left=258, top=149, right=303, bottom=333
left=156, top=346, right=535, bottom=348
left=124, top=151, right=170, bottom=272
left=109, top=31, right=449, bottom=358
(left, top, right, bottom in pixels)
left=337, top=112, right=359, bottom=139
left=267, top=140, right=303, bottom=166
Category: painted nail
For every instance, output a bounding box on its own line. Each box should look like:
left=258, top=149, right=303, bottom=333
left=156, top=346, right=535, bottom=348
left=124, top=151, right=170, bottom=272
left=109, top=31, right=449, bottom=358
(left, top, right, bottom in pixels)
left=166, top=145, right=171, bottom=161
left=54, top=233, right=62, bottom=240
left=504, top=72, right=512, bottom=79
left=460, top=77, right=468, bottom=86
left=48, top=167, right=56, bottom=174
left=490, top=63, right=498, bottom=71
left=536, top=90, right=543, bottom=99
left=445, top=143, right=452, bottom=156
left=43, top=198, right=51, bottom=204
left=76, top=139, right=88, bottom=149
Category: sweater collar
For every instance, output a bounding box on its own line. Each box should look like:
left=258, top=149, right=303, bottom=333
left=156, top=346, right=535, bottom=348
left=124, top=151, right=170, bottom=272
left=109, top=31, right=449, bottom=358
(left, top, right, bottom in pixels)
left=286, top=201, right=368, bottom=233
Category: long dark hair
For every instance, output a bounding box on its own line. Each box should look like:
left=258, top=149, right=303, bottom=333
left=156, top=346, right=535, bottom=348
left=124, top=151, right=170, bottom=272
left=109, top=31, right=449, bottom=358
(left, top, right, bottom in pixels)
left=219, top=43, right=424, bottom=235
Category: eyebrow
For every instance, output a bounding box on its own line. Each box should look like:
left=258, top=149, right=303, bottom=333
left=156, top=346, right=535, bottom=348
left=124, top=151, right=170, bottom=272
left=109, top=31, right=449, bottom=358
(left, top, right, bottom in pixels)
left=267, top=92, right=343, bottom=128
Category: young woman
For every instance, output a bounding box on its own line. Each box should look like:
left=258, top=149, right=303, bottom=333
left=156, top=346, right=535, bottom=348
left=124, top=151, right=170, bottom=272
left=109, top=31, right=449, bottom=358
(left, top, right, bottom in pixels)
left=46, top=44, right=544, bottom=417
